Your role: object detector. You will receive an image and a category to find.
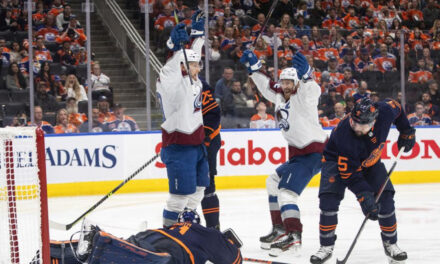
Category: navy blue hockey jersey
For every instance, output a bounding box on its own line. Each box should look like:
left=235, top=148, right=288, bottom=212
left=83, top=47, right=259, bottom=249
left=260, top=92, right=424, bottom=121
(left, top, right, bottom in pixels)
left=323, top=99, right=412, bottom=193
left=201, top=78, right=221, bottom=141
left=152, top=223, right=242, bottom=264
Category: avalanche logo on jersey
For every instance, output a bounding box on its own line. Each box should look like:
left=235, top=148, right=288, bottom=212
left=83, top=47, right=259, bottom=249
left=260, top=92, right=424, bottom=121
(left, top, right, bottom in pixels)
left=276, top=101, right=290, bottom=131
left=193, top=92, right=202, bottom=113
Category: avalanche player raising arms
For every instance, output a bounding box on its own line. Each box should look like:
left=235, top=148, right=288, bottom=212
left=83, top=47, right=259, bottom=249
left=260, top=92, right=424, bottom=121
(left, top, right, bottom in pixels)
left=240, top=51, right=328, bottom=256
left=156, top=12, right=209, bottom=227
left=310, top=97, right=415, bottom=264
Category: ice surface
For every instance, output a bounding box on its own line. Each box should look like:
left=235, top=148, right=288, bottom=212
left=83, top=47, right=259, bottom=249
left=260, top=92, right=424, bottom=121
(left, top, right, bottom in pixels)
left=49, top=183, right=440, bottom=264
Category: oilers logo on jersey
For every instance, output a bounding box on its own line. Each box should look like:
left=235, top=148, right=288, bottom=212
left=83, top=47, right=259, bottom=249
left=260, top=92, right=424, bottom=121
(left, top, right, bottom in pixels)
left=276, top=101, right=290, bottom=131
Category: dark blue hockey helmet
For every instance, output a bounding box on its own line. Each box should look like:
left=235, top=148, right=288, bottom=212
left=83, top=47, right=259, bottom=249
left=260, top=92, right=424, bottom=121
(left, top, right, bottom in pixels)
left=178, top=209, right=200, bottom=224
left=351, top=97, right=378, bottom=124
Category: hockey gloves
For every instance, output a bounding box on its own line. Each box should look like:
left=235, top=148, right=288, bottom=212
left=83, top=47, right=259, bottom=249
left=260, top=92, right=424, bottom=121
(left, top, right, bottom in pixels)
left=167, top=23, right=189, bottom=51
left=397, top=127, right=416, bottom=152
left=356, top=191, right=378, bottom=221
left=191, top=10, right=205, bottom=37
left=240, top=50, right=262, bottom=74
left=292, top=52, right=313, bottom=80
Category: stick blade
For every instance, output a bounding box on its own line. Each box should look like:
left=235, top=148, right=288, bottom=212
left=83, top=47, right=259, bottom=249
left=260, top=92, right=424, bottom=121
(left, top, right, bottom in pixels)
left=49, top=220, right=68, bottom=231
left=336, top=259, right=346, bottom=264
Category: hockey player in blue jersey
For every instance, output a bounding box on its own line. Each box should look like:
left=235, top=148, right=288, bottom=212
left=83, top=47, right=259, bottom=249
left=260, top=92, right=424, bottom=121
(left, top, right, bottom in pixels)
left=200, top=76, right=222, bottom=230
left=157, top=12, right=209, bottom=227
left=240, top=51, right=328, bottom=256
left=310, top=97, right=416, bottom=264
left=74, top=210, right=242, bottom=264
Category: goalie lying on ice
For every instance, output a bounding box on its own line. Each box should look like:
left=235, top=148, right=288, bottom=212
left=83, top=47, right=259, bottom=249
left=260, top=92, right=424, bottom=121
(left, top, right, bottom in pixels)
left=73, top=210, right=242, bottom=264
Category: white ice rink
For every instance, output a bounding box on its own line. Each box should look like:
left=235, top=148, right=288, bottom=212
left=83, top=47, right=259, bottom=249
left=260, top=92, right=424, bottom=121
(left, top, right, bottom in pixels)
left=49, top=183, right=440, bottom=264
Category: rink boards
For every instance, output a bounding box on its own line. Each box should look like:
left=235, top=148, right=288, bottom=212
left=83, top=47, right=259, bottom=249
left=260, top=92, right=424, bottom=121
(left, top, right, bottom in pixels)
left=44, top=127, right=440, bottom=197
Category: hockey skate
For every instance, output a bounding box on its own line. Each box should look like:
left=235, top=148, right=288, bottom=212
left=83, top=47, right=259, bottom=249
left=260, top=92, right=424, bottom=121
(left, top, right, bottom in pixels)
left=383, top=241, right=407, bottom=263
left=268, top=231, right=301, bottom=257
left=75, top=219, right=100, bottom=262
left=259, top=225, right=286, bottom=250
left=310, top=245, right=334, bottom=264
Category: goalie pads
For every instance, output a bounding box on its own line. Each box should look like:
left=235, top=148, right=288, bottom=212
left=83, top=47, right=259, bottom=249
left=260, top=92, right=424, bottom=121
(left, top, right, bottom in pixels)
left=222, top=228, right=243, bottom=249
left=31, top=240, right=81, bottom=264
left=87, top=231, right=171, bottom=264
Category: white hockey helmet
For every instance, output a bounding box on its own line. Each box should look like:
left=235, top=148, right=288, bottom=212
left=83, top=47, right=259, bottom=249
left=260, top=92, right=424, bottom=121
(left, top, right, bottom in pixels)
left=279, top=67, right=299, bottom=83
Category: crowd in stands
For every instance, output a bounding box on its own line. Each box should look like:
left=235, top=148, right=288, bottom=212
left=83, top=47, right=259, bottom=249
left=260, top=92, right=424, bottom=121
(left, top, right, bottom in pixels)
left=136, top=0, right=440, bottom=129
left=0, top=0, right=140, bottom=133
left=2, top=0, right=440, bottom=132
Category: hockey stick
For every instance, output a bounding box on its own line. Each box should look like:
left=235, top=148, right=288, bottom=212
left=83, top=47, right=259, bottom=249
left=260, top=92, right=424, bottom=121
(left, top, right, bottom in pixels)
left=169, top=1, right=198, bottom=95
left=49, top=153, right=160, bottom=231
left=336, top=147, right=405, bottom=264
left=252, top=0, right=280, bottom=48
left=244, top=257, right=290, bottom=264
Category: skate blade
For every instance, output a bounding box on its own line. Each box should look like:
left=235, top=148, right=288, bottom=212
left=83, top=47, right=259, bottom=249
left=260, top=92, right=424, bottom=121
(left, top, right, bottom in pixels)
left=388, top=257, right=406, bottom=264
left=260, top=242, right=271, bottom=250
left=268, top=245, right=301, bottom=257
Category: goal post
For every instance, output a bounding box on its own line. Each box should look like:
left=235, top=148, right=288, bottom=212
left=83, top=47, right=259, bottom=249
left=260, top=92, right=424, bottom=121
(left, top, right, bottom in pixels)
left=0, top=127, right=50, bottom=264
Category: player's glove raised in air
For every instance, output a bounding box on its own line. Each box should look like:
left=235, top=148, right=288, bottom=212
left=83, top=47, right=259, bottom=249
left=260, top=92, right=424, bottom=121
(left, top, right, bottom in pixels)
left=240, top=50, right=262, bottom=74
left=191, top=10, right=205, bottom=37
left=292, top=52, right=313, bottom=80
left=167, top=23, right=189, bottom=51
left=397, top=127, right=416, bottom=152
left=356, top=191, right=378, bottom=221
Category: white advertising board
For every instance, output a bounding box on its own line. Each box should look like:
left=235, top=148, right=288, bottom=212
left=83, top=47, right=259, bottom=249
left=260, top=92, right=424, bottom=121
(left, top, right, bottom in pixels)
left=45, top=127, right=440, bottom=184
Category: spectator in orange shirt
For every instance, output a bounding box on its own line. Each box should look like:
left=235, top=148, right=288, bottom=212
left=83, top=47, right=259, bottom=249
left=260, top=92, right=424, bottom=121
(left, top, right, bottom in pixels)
left=28, top=106, right=54, bottom=134
left=321, top=102, right=346, bottom=127
left=408, top=27, right=430, bottom=51
left=373, top=43, right=397, bottom=72
left=277, top=37, right=295, bottom=61
left=36, top=14, right=59, bottom=42
left=253, top=38, right=272, bottom=60
left=252, top=13, right=265, bottom=37
left=336, top=67, right=359, bottom=98
left=408, top=59, right=433, bottom=84
left=249, top=101, right=276, bottom=129
left=299, top=35, right=315, bottom=57
left=54, top=40, right=76, bottom=66
left=343, top=5, right=361, bottom=30
left=66, top=97, right=87, bottom=127
left=97, top=95, right=116, bottom=123
left=48, top=0, right=64, bottom=17
left=322, top=8, right=344, bottom=29
left=326, top=56, right=344, bottom=84
left=54, top=108, right=79, bottom=134
left=314, top=34, right=340, bottom=62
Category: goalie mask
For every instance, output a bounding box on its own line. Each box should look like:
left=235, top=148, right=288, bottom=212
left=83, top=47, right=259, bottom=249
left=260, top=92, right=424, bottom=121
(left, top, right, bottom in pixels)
left=178, top=209, right=201, bottom=224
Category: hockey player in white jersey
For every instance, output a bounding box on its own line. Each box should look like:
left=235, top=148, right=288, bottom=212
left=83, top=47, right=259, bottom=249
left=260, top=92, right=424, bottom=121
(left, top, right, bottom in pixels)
left=156, top=12, right=209, bottom=227
left=240, top=51, right=328, bottom=256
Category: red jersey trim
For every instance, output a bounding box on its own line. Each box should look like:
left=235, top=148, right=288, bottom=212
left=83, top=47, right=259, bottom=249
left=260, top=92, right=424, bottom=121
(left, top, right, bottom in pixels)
left=162, top=125, right=205, bottom=147
left=288, top=139, right=328, bottom=159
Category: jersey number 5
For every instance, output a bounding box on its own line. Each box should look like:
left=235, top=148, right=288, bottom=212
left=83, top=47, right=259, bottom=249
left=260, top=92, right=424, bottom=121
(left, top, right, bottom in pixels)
left=338, top=156, right=348, bottom=172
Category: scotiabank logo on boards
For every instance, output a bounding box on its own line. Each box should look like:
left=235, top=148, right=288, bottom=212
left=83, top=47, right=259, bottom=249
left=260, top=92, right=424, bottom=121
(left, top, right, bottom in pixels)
left=153, top=139, right=440, bottom=168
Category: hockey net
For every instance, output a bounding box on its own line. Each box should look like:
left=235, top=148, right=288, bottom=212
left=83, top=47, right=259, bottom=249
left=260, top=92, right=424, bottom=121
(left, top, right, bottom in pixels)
left=0, top=127, right=50, bottom=264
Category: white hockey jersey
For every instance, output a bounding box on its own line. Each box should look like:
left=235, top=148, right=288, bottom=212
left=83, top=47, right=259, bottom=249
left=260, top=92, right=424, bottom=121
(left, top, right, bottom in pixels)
left=250, top=72, right=328, bottom=158
left=157, top=38, right=205, bottom=147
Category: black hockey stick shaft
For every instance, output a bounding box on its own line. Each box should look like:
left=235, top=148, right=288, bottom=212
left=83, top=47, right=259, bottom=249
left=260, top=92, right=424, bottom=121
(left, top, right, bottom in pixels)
left=252, top=0, right=280, bottom=48
left=336, top=147, right=405, bottom=264
left=244, top=257, right=290, bottom=264
left=50, top=153, right=159, bottom=231
left=170, top=2, right=194, bottom=89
